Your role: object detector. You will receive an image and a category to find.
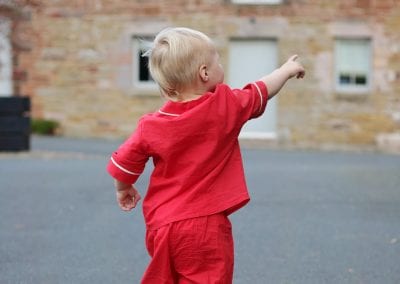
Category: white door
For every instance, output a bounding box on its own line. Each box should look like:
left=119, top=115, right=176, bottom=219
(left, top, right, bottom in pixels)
left=0, top=17, right=12, bottom=97
left=228, top=39, right=277, bottom=138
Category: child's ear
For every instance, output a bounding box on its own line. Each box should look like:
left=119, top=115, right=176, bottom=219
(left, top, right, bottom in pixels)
left=199, top=64, right=209, bottom=82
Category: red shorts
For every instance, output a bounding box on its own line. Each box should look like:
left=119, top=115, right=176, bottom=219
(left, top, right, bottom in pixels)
left=141, top=213, right=234, bottom=284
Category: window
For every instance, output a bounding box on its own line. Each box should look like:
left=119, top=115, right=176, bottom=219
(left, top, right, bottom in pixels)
left=231, top=0, right=282, bottom=4
left=335, top=38, right=372, bottom=93
left=132, top=36, right=156, bottom=90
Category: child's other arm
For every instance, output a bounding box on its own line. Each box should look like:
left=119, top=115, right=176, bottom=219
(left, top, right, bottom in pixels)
left=114, top=179, right=141, bottom=211
left=259, top=55, right=305, bottom=99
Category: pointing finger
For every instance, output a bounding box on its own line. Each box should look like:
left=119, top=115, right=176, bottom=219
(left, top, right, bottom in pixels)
left=289, top=54, right=299, bottom=62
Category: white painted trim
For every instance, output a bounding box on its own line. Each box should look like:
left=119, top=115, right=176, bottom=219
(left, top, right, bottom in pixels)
left=0, top=17, right=12, bottom=97
left=110, top=157, right=141, bottom=176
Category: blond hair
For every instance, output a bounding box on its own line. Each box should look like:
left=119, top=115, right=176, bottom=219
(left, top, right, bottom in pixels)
left=143, top=27, right=215, bottom=98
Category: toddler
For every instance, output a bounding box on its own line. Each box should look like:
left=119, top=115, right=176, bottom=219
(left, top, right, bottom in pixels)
left=107, top=27, right=305, bottom=284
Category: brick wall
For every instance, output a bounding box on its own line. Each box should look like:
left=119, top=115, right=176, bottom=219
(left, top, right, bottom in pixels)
left=16, top=0, right=400, bottom=150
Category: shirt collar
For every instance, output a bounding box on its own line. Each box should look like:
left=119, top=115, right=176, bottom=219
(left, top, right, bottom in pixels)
left=158, top=93, right=211, bottom=117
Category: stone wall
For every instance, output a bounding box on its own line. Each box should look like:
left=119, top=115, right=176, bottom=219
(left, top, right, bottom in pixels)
left=16, top=0, right=400, bottom=150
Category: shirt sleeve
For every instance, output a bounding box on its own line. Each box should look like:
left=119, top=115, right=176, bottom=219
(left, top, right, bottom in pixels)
left=231, top=81, right=268, bottom=122
left=106, top=122, right=149, bottom=184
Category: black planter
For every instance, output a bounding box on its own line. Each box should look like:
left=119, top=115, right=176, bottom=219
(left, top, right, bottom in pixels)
left=0, top=97, right=31, bottom=151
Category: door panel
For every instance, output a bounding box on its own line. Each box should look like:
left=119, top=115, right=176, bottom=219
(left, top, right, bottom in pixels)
left=0, top=18, right=12, bottom=97
left=228, top=39, right=277, bottom=138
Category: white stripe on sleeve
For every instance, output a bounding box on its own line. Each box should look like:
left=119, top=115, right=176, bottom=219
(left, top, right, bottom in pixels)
left=253, top=82, right=264, bottom=114
left=110, top=157, right=141, bottom=176
left=158, top=110, right=180, bottom=117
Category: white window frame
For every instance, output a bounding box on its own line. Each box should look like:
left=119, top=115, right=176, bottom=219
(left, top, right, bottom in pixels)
left=132, top=36, right=158, bottom=92
left=334, top=38, right=372, bottom=94
left=231, top=0, right=283, bottom=4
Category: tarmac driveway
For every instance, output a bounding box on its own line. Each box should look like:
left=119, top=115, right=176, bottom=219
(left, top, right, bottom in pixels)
left=0, top=136, right=399, bottom=284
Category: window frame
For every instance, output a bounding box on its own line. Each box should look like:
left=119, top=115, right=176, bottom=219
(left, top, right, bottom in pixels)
left=334, top=37, right=372, bottom=95
left=132, top=35, right=158, bottom=92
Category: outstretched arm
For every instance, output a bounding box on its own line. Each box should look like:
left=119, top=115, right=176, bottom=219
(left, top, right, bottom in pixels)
left=259, top=55, right=305, bottom=99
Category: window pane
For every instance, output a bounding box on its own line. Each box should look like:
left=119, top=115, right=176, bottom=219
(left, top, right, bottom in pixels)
left=336, top=39, right=371, bottom=73
left=339, top=74, right=351, bottom=85
left=138, top=51, right=151, bottom=81
left=355, top=75, right=367, bottom=85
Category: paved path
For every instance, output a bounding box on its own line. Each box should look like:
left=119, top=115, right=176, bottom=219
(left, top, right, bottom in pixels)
left=1, top=136, right=399, bottom=283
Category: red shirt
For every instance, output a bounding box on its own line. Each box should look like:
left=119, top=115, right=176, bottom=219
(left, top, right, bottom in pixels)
left=107, top=82, right=268, bottom=230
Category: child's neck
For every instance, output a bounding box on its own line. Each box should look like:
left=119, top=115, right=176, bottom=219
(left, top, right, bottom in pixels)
left=174, top=88, right=207, bottom=102
left=177, top=93, right=202, bottom=102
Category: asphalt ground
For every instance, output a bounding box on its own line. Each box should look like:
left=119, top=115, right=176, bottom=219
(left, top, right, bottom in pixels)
left=0, top=136, right=399, bottom=284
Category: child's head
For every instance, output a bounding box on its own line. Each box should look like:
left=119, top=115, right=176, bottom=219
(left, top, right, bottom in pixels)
left=144, top=27, right=224, bottom=100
